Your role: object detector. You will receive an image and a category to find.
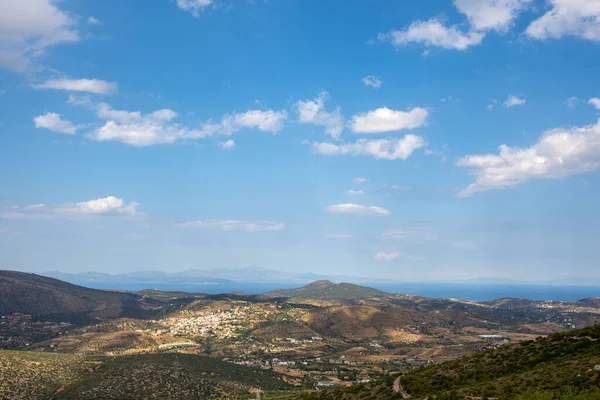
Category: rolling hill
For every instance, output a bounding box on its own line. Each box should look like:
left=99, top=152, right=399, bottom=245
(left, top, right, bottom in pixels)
left=283, top=324, right=600, bottom=399
left=261, top=280, right=389, bottom=300
left=0, top=351, right=290, bottom=400
left=0, top=270, right=164, bottom=320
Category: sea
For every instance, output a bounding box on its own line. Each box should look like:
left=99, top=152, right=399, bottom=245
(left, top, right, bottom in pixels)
left=74, top=281, right=600, bottom=302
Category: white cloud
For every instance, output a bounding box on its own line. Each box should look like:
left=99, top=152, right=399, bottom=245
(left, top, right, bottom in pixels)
left=457, top=119, right=600, bottom=196
left=378, top=19, right=484, bottom=51
left=325, top=233, right=353, bottom=239
left=176, top=0, right=213, bottom=17
left=354, top=177, right=367, bottom=184
left=565, top=96, right=579, bottom=108
left=87, top=16, right=101, bottom=25
left=425, top=148, right=448, bottom=162
left=590, top=98, right=600, bottom=110
left=380, top=228, right=440, bottom=241
left=503, top=95, right=526, bottom=107
left=62, top=196, right=138, bottom=216
left=1, top=196, right=139, bottom=219
left=312, top=135, right=426, bottom=160
left=86, top=101, right=286, bottom=146
left=0, top=0, right=79, bottom=71
left=454, top=0, right=532, bottom=32
left=362, top=76, right=382, bottom=89
left=526, top=0, right=600, bottom=42
left=374, top=251, right=400, bottom=261
left=349, top=107, right=428, bottom=133
left=325, top=203, right=391, bottom=216
left=422, top=49, right=431, bottom=57
left=96, top=103, right=142, bottom=123
left=178, top=219, right=285, bottom=232
left=35, top=78, right=117, bottom=94
left=67, top=94, right=92, bottom=107
left=193, top=109, right=288, bottom=138
left=34, top=112, right=76, bottom=134
left=296, top=91, right=344, bottom=140
left=92, top=105, right=182, bottom=146
left=220, top=139, right=235, bottom=150
left=347, top=190, right=364, bottom=195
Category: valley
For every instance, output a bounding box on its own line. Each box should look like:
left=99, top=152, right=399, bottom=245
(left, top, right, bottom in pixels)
left=1, top=271, right=600, bottom=399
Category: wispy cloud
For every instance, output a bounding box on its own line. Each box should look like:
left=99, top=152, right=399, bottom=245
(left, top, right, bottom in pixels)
left=312, top=136, right=426, bottom=160
left=362, top=76, right=382, bottom=89
left=178, top=219, right=285, bottom=232
left=374, top=251, right=399, bottom=261
left=325, top=203, right=391, bottom=216
left=503, top=95, right=526, bottom=108
left=34, top=78, right=118, bottom=94
left=1, top=196, right=140, bottom=219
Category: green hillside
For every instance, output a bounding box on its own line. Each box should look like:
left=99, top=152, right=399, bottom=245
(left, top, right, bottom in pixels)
left=0, top=270, right=165, bottom=321
left=261, top=280, right=388, bottom=300
left=0, top=351, right=290, bottom=400
left=283, top=325, right=600, bottom=400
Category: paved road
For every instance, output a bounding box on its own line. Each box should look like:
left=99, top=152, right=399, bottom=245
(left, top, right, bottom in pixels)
left=393, top=376, right=410, bottom=399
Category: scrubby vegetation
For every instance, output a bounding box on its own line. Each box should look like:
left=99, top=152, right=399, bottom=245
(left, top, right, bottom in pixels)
left=283, top=325, right=600, bottom=400
left=0, top=351, right=290, bottom=400
left=0, top=350, right=97, bottom=399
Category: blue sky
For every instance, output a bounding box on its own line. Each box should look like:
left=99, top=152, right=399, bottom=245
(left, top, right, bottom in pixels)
left=1, top=0, right=600, bottom=283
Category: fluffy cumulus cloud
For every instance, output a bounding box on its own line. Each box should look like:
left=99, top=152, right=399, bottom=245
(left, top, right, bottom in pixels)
left=503, top=95, right=526, bottom=108
left=89, top=105, right=186, bottom=146
left=374, top=251, right=400, bottom=261
left=457, top=119, right=600, bottom=196
left=349, top=107, right=428, bottom=133
left=362, top=76, right=382, bottom=89
left=193, top=109, right=288, bottom=138
left=219, top=139, right=235, bottom=150
left=176, top=0, right=213, bottom=17
left=325, top=203, right=391, bottom=216
left=34, top=112, right=76, bottom=134
left=296, top=91, right=344, bottom=140
left=312, top=135, right=426, bottom=160
left=178, top=219, right=285, bottom=232
left=526, top=0, right=600, bottom=41
left=378, top=0, right=532, bottom=51
left=35, top=78, right=118, bottom=94
left=347, top=190, right=364, bottom=195
left=1, top=196, right=139, bottom=219
left=378, top=19, right=484, bottom=50
left=0, top=0, right=79, bottom=71
left=88, top=103, right=286, bottom=146
left=454, top=0, right=532, bottom=32
left=590, top=98, right=600, bottom=110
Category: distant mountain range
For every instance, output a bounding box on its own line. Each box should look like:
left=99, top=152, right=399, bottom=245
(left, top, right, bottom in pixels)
left=41, top=266, right=396, bottom=286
